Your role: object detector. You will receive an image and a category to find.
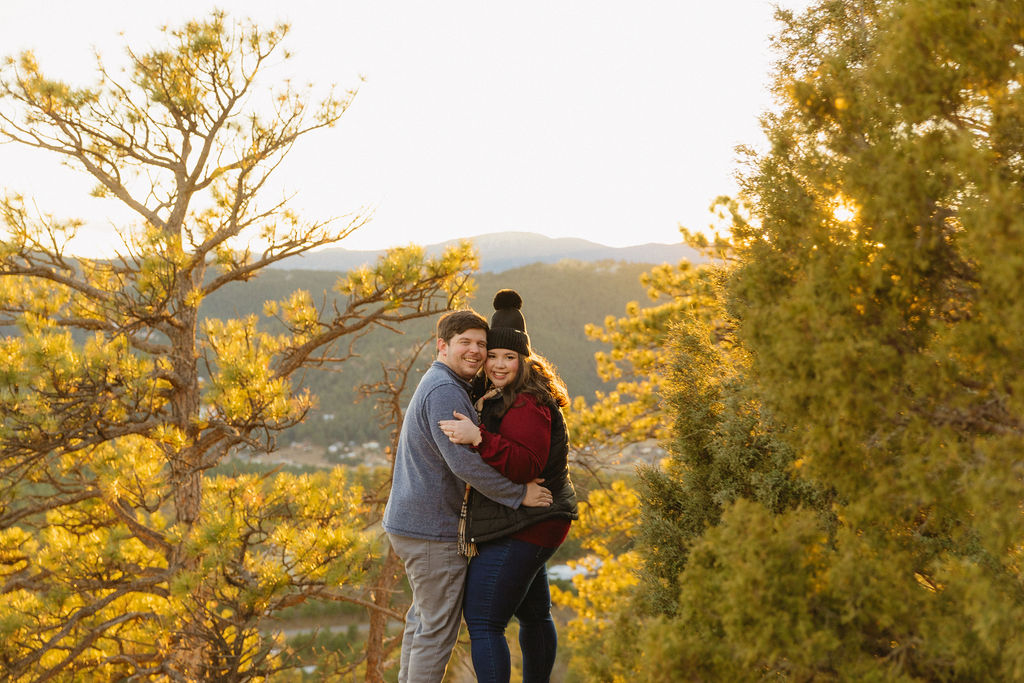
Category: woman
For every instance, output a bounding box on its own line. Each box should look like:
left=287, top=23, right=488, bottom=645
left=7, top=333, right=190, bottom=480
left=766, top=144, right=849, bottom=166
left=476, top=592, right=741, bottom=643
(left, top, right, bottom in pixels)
left=440, top=289, right=578, bottom=683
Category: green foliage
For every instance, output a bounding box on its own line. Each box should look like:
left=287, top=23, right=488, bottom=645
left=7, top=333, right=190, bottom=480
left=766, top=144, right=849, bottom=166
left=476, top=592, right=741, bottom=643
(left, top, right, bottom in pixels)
left=637, top=303, right=832, bottom=618
left=639, top=501, right=839, bottom=681
left=568, top=0, right=1024, bottom=680
left=558, top=264, right=830, bottom=681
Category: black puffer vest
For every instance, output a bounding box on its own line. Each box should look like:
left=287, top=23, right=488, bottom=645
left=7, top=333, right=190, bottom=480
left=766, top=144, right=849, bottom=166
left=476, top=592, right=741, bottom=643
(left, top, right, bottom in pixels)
left=467, top=393, right=579, bottom=544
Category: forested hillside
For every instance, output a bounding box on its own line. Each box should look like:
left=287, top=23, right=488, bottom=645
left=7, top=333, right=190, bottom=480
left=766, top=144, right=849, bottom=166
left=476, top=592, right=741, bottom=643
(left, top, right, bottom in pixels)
left=200, top=259, right=664, bottom=444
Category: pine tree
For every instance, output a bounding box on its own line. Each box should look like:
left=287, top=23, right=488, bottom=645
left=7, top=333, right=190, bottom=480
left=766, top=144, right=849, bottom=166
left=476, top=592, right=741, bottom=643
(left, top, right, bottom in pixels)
left=0, top=14, right=476, bottom=680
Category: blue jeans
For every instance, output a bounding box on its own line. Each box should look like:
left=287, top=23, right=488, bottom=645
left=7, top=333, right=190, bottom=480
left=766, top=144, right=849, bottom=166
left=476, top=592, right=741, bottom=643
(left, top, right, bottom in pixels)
left=463, top=537, right=559, bottom=683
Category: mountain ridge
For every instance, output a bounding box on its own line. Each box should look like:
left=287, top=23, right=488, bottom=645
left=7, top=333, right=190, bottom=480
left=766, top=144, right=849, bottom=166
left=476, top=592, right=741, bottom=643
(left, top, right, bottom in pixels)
left=272, top=231, right=703, bottom=273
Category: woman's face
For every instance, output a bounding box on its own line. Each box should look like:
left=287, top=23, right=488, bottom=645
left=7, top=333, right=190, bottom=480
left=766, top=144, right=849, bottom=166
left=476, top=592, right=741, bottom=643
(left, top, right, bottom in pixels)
left=485, top=348, right=519, bottom=388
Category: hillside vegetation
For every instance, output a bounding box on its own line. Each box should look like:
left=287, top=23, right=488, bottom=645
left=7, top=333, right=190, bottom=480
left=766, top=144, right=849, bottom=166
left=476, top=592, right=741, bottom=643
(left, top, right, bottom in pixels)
left=200, top=259, right=664, bottom=445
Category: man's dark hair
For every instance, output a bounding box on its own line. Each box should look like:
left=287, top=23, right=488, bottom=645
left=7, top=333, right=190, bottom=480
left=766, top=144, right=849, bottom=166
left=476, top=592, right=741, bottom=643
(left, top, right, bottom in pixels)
left=437, top=309, right=488, bottom=343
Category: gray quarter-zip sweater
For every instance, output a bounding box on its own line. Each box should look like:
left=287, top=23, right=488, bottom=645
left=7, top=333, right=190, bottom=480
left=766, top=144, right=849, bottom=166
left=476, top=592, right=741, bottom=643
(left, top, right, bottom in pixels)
left=382, top=361, right=526, bottom=541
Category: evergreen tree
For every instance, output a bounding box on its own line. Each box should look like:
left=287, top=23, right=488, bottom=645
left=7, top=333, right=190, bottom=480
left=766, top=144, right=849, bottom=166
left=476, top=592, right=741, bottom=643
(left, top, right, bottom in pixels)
left=0, top=15, right=475, bottom=680
left=637, top=293, right=831, bottom=619
left=555, top=243, right=829, bottom=681
left=590, top=0, right=1024, bottom=679
left=551, top=250, right=750, bottom=679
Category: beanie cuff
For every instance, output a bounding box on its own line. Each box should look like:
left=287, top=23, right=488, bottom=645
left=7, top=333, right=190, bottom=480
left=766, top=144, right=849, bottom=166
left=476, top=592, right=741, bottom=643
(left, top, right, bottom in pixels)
left=487, top=327, right=531, bottom=357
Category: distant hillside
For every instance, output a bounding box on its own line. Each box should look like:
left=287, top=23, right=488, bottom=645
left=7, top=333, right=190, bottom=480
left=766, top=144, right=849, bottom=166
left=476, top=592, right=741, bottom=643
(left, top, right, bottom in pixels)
left=202, top=259, right=669, bottom=446
left=271, top=231, right=703, bottom=273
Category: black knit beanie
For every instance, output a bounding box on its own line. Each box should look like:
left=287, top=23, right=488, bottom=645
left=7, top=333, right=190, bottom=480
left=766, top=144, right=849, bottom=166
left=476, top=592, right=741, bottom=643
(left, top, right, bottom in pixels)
left=488, top=289, right=531, bottom=357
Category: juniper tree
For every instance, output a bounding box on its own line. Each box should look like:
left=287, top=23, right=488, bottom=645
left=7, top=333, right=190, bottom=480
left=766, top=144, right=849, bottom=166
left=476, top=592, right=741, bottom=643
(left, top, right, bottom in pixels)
left=590, top=0, right=1024, bottom=679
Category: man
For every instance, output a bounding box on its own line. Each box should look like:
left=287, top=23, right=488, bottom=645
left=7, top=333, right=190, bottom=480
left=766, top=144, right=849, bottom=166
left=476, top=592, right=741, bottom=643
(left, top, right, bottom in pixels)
left=383, top=309, right=552, bottom=682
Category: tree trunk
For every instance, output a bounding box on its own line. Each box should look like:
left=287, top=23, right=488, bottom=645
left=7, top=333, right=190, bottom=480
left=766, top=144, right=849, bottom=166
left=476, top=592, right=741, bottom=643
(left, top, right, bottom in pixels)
left=363, top=546, right=405, bottom=683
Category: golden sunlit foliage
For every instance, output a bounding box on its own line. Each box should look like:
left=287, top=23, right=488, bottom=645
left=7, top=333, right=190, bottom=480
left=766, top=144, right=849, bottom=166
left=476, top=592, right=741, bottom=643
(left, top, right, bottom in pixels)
left=0, top=14, right=475, bottom=681
left=565, top=256, right=721, bottom=455
left=550, top=481, right=643, bottom=681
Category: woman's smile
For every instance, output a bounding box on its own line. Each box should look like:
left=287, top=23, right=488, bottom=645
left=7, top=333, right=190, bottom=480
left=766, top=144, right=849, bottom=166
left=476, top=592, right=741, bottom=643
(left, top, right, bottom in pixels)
left=485, top=348, right=519, bottom=388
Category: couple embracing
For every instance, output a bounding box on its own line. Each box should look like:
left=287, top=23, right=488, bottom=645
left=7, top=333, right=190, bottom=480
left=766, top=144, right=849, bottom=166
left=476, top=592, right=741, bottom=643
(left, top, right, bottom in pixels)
left=382, top=289, right=578, bottom=683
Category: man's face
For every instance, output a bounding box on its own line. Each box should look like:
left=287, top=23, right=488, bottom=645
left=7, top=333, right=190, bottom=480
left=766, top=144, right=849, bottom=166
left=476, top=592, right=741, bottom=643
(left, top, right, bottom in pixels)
left=438, top=328, right=487, bottom=380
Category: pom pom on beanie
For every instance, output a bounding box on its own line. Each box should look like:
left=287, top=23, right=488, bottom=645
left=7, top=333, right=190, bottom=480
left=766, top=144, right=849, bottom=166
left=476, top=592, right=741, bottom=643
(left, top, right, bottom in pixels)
left=493, top=289, right=522, bottom=311
left=488, top=289, right=530, bottom=357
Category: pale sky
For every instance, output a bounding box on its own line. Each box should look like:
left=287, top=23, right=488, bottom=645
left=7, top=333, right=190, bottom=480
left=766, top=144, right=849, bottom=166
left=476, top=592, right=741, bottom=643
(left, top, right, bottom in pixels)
left=0, top=1, right=812, bottom=253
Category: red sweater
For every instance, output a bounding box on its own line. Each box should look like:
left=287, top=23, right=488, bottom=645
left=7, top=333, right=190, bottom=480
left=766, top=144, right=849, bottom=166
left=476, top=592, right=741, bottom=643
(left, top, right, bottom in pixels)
left=475, top=393, right=571, bottom=548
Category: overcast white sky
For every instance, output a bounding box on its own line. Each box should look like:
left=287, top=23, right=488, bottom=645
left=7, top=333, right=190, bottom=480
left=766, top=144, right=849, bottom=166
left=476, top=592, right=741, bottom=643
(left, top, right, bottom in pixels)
left=0, top=1, right=811, bottom=253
